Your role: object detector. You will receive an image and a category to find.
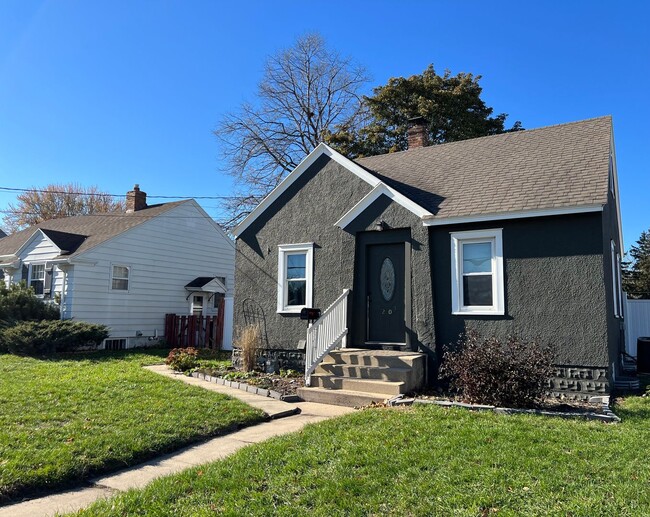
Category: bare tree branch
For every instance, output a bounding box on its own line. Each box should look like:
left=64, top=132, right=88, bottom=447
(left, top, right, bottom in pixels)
left=2, top=184, right=125, bottom=232
left=214, top=33, right=369, bottom=229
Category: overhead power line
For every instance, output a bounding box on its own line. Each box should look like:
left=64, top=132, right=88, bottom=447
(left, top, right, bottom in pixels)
left=0, top=186, right=238, bottom=200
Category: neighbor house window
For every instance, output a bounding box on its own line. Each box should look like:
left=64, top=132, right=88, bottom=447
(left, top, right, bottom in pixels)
left=450, top=229, right=504, bottom=315
left=277, top=243, right=314, bottom=313
left=111, top=265, right=130, bottom=291
left=30, top=264, right=45, bottom=295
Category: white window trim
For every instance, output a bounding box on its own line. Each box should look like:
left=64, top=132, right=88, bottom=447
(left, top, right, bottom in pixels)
left=110, top=264, right=130, bottom=292
left=277, top=243, right=314, bottom=314
left=29, top=263, right=46, bottom=297
left=450, top=229, right=504, bottom=316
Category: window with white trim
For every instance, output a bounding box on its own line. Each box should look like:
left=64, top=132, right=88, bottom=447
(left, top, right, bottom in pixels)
left=451, top=229, right=505, bottom=315
left=111, top=265, right=130, bottom=291
left=30, top=264, right=45, bottom=295
left=277, top=243, right=313, bottom=313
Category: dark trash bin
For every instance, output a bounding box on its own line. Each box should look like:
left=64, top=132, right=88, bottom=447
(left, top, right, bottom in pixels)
left=638, top=337, right=650, bottom=373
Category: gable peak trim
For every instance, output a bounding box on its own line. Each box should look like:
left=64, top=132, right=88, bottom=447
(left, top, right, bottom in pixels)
left=233, top=143, right=385, bottom=238
left=335, top=182, right=433, bottom=229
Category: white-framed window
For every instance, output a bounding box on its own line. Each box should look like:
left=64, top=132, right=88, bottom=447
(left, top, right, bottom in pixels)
left=450, top=229, right=504, bottom=315
left=29, top=264, right=45, bottom=295
left=111, top=265, right=130, bottom=291
left=277, top=243, right=314, bottom=313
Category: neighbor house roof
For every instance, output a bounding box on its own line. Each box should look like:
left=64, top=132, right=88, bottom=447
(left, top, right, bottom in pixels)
left=355, top=116, right=612, bottom=224
left=0, top=201, right=188, bottom=260
left=233, top=116, right=613, bottom=237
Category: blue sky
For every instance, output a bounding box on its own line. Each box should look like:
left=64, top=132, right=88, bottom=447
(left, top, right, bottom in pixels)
left=0, top=1, right=648, bottom=250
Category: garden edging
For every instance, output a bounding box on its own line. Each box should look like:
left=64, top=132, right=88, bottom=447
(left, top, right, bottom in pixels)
left=387, top=395, right=621, bottom=423
left=190, top=371, right=301, bottom=402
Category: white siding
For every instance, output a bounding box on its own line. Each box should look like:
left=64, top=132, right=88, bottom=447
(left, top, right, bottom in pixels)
left=10, top=233, right=65, bottom=305
left=625, top=296, right=650, bottom=357
left=68, top=202, right=235, bottom=348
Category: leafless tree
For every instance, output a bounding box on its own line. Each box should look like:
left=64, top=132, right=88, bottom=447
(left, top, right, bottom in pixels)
left=3, top=183, right=125, bottom=232
left=214, top=33, right=369, bottom=229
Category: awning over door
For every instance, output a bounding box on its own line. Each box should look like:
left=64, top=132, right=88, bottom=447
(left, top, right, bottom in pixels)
left=184, top=276, right=226, bottom=294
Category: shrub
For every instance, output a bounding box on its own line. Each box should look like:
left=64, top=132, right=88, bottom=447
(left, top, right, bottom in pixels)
left=439, top=330, right=554, bottom=408
left=235, top=324, right=261, bottom=372
left=3, top=320, right=109, bottom=355
left=166, top=347, right=200, bottom=372
left=0, top=282, right=60, bottom=323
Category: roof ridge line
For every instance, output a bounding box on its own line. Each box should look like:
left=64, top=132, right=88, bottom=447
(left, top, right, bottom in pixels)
left=355, top=115, right=613, bottom=162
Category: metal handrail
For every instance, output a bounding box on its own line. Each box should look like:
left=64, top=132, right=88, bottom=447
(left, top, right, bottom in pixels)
left=305, top=289, right=350, bottom=386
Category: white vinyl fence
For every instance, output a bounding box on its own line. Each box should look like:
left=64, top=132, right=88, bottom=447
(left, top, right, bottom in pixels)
left=625, top=294, right=650, bottom=357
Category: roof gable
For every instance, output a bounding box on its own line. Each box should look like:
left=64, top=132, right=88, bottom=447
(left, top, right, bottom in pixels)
left=0, top=200, right=190, bottom=259
left=233, top=117, right=612, bottom=236
left=232, top=143, right=432, bottom=237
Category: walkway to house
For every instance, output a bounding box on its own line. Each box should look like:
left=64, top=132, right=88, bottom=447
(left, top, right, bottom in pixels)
left=1, top=366, right=354, bottom=517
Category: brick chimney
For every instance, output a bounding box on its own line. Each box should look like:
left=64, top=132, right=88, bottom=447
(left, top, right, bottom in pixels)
left=126, top=184, right=147, bottom=213
left=407, top=116, right=429, bottom=149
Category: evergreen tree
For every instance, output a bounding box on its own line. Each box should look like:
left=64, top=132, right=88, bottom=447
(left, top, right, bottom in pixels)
left=623, top=229, right=650, bottom=299
left=326, top=64, right=522, bottom=158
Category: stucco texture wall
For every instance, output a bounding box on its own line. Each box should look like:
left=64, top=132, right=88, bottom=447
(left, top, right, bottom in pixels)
left=235, top=155, right=372, bottom=349
left=235, top=154, right=436, bottom=355
left=430, top=212, right=609, bottom=367
left=602, top=179, right=625, bottom=372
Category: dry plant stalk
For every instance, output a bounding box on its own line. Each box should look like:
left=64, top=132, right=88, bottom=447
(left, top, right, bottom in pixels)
left=237, top=323, right=261, bottom=372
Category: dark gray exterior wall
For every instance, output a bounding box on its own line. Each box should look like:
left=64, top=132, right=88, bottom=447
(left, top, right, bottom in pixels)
left=429, top=212, right=610, bottom=368
left=235, top=155, right=372, bottom=349
left=235, top=154, right=435, bottom=356
left=601, top=161, right=625, bottom=374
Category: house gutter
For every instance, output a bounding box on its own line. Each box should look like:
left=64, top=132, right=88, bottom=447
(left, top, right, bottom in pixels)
left=420, top=204, right=604, bottom=226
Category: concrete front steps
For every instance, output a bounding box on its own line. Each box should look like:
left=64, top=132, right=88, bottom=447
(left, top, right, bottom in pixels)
left=297, top=348, right=426, bottom=407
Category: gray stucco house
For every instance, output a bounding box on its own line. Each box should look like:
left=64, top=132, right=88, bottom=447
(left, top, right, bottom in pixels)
left=232, top=116, right=625, bottom=402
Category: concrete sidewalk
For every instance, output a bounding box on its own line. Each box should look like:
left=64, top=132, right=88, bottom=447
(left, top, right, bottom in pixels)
left=1, top=366, right=353, bottom=517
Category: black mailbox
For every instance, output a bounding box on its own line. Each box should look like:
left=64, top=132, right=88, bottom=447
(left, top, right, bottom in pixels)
left=300, top=308, right=321, bottom=322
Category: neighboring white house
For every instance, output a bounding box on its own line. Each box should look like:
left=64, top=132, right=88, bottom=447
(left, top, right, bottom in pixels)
left=0, top=185, right=234, bottom=349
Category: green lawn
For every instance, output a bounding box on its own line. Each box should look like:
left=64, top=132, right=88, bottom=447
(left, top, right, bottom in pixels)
left=0, top=350, right=265, bottom=502
left=78, top=395, right=650, bottom=516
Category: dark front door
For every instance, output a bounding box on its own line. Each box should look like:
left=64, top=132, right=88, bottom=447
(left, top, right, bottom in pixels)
left=366, top=243, right=405, bottom=344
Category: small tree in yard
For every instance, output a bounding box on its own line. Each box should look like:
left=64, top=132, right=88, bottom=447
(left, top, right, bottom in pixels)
left=623, top=228, right=650, bottom=299
left=439, top=331, right=554, bottom=408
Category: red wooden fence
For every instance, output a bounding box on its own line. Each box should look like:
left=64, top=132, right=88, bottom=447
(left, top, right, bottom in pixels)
left=164, top=299, right=225, bottom=349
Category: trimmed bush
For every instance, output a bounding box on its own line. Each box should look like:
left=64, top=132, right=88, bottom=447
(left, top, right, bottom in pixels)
left=3, top=320, right=109, bottom=355
left=165, top=347, right=199, bottom=372
left=0, top=282, right=60, bottom=323
left=439, top=330, right=554, bottom=408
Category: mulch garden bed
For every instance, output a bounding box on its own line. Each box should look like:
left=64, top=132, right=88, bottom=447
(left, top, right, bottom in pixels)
left=195, top=367, right=304, bottom=397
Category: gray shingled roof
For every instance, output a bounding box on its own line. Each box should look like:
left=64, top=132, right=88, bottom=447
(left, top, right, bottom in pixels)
left=0, top=201, right=188, bottom=259
left=355, top=116, right=612, bottom=220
